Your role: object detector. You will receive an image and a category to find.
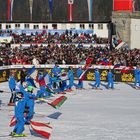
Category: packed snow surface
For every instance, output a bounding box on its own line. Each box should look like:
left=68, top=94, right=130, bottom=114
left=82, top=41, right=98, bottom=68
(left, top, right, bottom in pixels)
left=0, top=81, right=140, bottom=140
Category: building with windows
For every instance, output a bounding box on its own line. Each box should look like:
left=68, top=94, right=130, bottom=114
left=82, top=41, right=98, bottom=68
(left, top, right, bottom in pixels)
left=0, top=22, right=109, bottom=38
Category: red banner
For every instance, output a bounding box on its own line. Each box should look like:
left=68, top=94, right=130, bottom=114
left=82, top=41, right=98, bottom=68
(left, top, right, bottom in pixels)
left=7, top=0, right=11, bottom=21
left=113, top=0, right=133, bottom=11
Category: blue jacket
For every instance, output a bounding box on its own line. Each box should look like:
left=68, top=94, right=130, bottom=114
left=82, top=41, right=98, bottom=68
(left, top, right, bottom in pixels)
left=9, top=76, right=16, bottom=90
left=52, top=66, right=61, bottom=77
left=26, top=92, right=35, bottom=108
left=44, top=73, right=52, bottom=85
left=68, top=70, right=74, bottom=81
left=134, top=69, right=139, bottom=79
left=20, top=85, right=29, bottom=101
left=15, top=98, right=26, bottom=118
left=95, top=70, right=100, bottom=80
left=107, top=72, right=114, bottom=81
left=77, top=68, right=83, bottom=78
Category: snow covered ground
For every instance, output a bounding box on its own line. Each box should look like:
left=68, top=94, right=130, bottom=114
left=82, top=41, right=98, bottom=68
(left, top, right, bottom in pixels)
left=0, top=81, right=140, bottom=140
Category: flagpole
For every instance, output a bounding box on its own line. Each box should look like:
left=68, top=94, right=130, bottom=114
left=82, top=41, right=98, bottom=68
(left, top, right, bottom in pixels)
left=11, top=0, right=14, bottom=21
left=29, top=0, right=33, bottom=21
left=87, top=0, right=93, bottom=21
left=68, top=0, right=74, bottom=22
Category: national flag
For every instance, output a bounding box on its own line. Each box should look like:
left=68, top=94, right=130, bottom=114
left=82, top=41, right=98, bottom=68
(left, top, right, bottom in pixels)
left=99, top=58, right=112, bottom=66
left=47, top=112, right=62, bottom=119
left=113, top=64, right=121, bottom=69
left=46, top=86, right=54, bottom=93
left=99, top=59, right=111, bottom=66
left=121, top=66, right=134, bottom=73
left=79, top=68, right=89, bottom=81
left=30, top=69, right=38, bottom=80
left=26, top=66, right=36, bottom=77
left=68, top=0, right=74, bottom=21
left=30, top=120, right=52, bottom=139
left=26, top=78, right=36, bottom=87
left=83, top=57, right=93, bottom=70
left=9, top=116, right=17, bottom=127
left=47, top=96, right=67, bottom=109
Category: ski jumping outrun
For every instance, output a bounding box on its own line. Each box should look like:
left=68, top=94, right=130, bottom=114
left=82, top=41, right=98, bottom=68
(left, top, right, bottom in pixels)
left=0, top=58, right=140, bottom=139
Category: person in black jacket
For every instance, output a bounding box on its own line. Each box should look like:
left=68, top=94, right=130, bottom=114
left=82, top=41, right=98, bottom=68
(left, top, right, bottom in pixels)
left=20, top=67, right=27, bottom=84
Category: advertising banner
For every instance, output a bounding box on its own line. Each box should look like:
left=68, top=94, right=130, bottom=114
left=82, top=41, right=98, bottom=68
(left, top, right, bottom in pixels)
left=113, top=0, right=133, bottom=11
left=0, top=67, right=134, bottom=82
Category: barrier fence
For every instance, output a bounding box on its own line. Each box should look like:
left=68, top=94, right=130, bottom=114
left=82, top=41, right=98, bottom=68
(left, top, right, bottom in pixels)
left=0, top=65, right=135, bottom=83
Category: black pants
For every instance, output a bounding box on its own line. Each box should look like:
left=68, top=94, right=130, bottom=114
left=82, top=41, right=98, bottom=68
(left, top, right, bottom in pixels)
left=9, top=89, right=16, bottom=103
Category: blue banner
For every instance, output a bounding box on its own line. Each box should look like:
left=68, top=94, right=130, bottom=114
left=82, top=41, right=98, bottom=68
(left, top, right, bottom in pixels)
left=49, top=0, right=53, bottom=19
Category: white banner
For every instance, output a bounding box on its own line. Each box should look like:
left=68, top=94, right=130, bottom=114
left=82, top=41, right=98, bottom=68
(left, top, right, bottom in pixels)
left=0, top=36, right=13, bottom=43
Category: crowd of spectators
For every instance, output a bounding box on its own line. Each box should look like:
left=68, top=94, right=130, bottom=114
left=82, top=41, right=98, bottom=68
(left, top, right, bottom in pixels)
left=0, top=30, right=108, bottom=44
left=0, top=30, right=140, bottom=67
left=0, top=43, right=140, bottom=66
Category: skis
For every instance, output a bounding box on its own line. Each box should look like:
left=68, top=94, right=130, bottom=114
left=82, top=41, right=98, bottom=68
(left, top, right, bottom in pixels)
left=133, top=86, right=140, bottom=90
left=88, top=83, right=103, bottom=90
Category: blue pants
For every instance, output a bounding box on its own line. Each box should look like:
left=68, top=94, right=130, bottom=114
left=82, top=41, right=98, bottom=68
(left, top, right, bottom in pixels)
left=134, top=76, right=140, bottom=86
left=77, top=80, right=83, bottom=88
left=25, top=105, right=34, bottom=123
left=67, top=79, right=74, bottom=89
left=60, top=81, right=67, bottom=92
left=36, top=86, right=50, bottom=98
left=108, top=80, right=114, bottom=89
left=92, top=79, right=100, bottom=87
left=14, top=116, right=25, bottom=134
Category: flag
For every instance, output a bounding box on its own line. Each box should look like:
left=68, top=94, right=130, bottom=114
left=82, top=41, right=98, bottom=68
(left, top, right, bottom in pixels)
left=30, top=120, right=52, bottom=139
left=48, top=96, right=67, bottom=109
left=68, top=0, right=74, bottom=21
left=113, top=64, right=121, bottom=69
left=9, top=116, right=17, bottom=127
left=47, top=112, right=62, bottom=119
left=83, top=57, right=93, bottom=70
left=79, top=68, right=89, bottom=81
left=30, top=69, right=38, bottom=80
left=99, top=59, right=111, bottom=66
left=121, top=66, right=134, bottom=73
left=26, top=66, right=36, bottom=77
left=49, top=0, right=53, bottom=20
left=87, top=0, right=93, bottom=21
left=113, top=0, right=133, bottom=12
left=26, top=78, right=36, bottom=87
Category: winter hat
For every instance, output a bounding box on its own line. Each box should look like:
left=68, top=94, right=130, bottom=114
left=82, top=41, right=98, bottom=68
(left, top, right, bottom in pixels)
left=27, top=86, right=34, bottom=92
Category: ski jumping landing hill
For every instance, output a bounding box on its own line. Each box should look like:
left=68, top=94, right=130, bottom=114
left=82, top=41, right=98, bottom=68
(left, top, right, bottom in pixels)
left=0, top=81, right=140, bottom=140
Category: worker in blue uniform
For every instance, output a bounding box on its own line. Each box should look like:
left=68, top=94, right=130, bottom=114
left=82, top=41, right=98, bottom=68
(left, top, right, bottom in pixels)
left=89, top=68, right=101, bottom=89
left=107, top=69, right=114, bottom=89
left=76, top=67, right=84, bottom=89
left=36, top=72, right=50, bottom=98
left=67, top=66, right=74, bottom=91
left=8, top=72, right=16, bottom=105
left=52, top=63, right=61, bottom=89
left=25, top=86, right=35, bottom=125
left=134, top=66, right=140, bottom=87
left=11, top=92, right=26, bottom=137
